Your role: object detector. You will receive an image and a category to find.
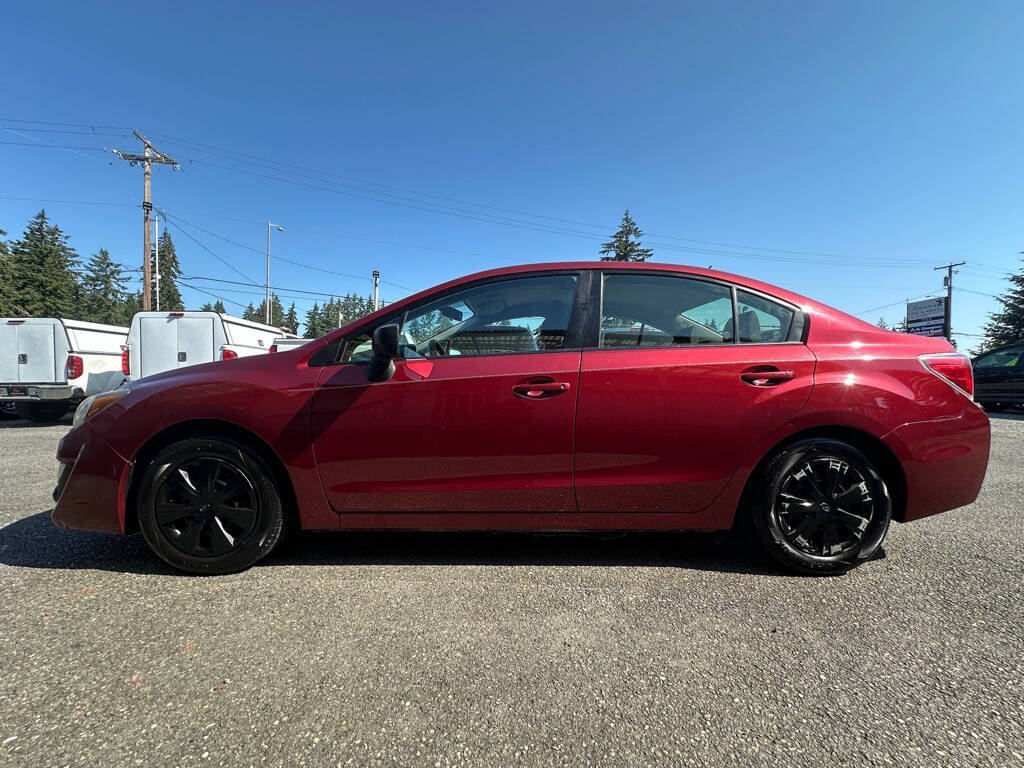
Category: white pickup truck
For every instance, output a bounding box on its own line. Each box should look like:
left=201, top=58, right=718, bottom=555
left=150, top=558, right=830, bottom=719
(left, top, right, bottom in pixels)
left=123, top=311, right=287, bottom=381
left=0, top=317, right=129, bottom=422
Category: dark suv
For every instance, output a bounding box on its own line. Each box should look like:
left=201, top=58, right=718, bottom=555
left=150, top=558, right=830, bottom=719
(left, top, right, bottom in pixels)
left=974, top=342, right=1024, bottom=411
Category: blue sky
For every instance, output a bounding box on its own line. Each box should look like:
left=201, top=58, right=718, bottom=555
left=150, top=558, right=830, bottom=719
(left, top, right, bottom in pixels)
left=1, top=1, right=1021, bottom=345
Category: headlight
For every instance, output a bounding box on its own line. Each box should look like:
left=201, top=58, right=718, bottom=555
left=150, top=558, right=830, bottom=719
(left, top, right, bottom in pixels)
left=72, top=390, right=127, bottom=427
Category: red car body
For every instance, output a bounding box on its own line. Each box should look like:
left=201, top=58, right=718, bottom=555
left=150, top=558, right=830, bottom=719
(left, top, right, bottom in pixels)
left=52, top=262, right=990, bottom=539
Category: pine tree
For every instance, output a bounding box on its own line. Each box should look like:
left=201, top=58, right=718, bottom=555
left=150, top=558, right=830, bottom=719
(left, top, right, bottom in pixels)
left=0, top=228, right=14, bottom=316
left=151, top=230, right=184, bottom=311
left=304, top=302, right=322, bottom=338
left=213, top=300, right=226, bottom=314
left=876, top=317, right=890, bottom=330
left=283, top=303, right=299, bottom=333
left=242, top=303, right=257, bottom=321
left=984, top=259, right=1024, bottom=347
left=123, top=291, right=143, bottom=323
left=80, top=248, right=129, bottom=325
left=253, top=294, right=286, bottom=326
left=9, top=210, right=80, bottom=317
left=599, top=210, right=654, bottom=262
left=199, top=302, right=214, bottom=312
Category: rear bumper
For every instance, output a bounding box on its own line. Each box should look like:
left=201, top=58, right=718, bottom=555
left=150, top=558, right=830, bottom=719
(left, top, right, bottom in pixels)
left=883, top=404, right=991, bottom=522
left=51, top=421, right=130, bottom=533
left=0, top=384, right=80, bottom=401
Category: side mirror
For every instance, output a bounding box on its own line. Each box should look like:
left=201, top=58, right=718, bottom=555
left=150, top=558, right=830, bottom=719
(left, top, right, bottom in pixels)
left=366, top=323, right=399, bottom=382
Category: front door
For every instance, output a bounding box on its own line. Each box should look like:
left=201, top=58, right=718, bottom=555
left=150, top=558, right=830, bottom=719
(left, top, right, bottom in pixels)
left=311, top=272, right=584, bottom=517
left=574, top=272, right=816, bottom=513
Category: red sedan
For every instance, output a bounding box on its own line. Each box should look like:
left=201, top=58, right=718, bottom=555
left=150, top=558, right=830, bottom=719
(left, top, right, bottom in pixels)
left=52, top=262, right=990, bottom=575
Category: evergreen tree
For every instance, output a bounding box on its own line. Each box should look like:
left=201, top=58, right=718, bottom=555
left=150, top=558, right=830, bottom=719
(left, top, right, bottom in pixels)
left=9, top=210, right=80, bottom=317
left=123, top=291, right=143, bottom=323
left=151, top=230, right=184, bottom=311
left=199, top=302, right=214, bottom=312
left=80, top=248, right=129, bottom=325
left=253, top=294, right=286, bottom=326
left=304, top=302, right=323, bottom=338
left=984, top=259, right=1024, bottom=347
left=599, top=210, right=654, bottom=262
left=283, top=303, right=299, bottom=333
left=876, top=317, right=890, bottom=330
left=242, top=303, right=257, bottom=321
left=0, top=228, right=14, bottom=316
left=213, top=300, right=226, bottom=314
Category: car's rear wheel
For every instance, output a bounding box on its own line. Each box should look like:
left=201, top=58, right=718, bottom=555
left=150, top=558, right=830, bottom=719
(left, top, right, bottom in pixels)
left=750, top=438, right=891, bottom=575
left=137, top=437, right=285, bottom=574
left=14, top=400, right=70, bottom=422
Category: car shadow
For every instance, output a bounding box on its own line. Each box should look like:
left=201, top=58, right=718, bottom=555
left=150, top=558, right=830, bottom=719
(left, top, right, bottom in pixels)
left=0, top=511, right=786, bottom=576
left=986, top=410, right=1024, bottom=421
left=0, top=416, right=73, bottom=429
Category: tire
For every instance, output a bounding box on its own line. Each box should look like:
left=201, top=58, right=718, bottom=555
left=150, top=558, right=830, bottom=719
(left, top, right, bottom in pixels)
left=14, top=400, right=70, bottom=422
left=0, top=402, right=17, bottom=420
left=136, top=437, right=285, bottom=574
left=749, top=438, right=892, bottom=575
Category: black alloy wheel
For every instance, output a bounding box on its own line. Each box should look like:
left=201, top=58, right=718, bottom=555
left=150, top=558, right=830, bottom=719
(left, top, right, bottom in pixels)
left=751, top=438, right=891, bottom=575
left=155, top=456, right=259, bottom=557
left=137, top=437, right=285, bottom=574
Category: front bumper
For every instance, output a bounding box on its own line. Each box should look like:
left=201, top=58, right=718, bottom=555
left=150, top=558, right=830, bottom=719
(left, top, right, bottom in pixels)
left=883, top=403, right=991, bottom=522
left=0, top=384, right=80, bottom=402
left=51, top=421, right=130, bottom=533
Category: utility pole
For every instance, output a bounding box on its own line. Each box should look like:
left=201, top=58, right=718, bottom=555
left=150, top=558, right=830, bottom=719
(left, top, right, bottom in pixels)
left=112, top=132, right=179, bottom=311
left=933, top=261, right=966, bottom=342
left=372, top=270, right=380, bottom=311
left=266, top=222, right=284, bottom=324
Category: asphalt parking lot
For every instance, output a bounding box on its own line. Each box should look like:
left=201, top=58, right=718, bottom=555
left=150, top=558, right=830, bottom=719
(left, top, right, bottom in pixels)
left=1, top=414, right=1022, bottom=767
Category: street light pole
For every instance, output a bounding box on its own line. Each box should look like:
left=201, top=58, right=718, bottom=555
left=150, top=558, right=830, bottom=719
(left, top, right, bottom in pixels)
left=266, top=221, right=284, bottom=324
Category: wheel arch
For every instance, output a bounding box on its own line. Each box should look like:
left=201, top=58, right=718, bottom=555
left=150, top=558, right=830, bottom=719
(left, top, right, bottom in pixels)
left=737, top=425, right=908, bottom=524
left=124, top=418, right=299, bottom=534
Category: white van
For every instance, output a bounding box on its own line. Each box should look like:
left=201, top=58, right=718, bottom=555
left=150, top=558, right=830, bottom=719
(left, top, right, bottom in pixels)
left=123, top=311, right=283, bottom=381
left=0, top=317, right=129, bottom=422
left=269, top=335, right=309, bottom=353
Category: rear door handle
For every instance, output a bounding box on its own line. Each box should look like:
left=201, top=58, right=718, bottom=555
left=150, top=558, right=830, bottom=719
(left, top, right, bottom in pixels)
left=512, top=381, right=571, bottom=399
left=740, top=369, right=794, bottom=386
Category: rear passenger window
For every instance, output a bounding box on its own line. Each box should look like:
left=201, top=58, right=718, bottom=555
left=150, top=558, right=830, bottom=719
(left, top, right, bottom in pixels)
left=600, top=274, right=734, bottom=347
left=735, top=290, right=794, bottom=343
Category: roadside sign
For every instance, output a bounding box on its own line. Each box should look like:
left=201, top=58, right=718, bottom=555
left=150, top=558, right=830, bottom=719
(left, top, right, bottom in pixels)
left=906, top=297, right=946, bottom=337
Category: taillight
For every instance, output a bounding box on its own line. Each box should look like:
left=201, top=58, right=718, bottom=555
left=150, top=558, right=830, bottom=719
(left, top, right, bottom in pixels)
left=66, top=355, right=84, bottom=380
left=921, top=353, right=974, bottom=398
left=268, top=345, right=278, bottom=353
left=221, top=348, right=238, bottom=360
left=121, top=349, right=130, bottom=376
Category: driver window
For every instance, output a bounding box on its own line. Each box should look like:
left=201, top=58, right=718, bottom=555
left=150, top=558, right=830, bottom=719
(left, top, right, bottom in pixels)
left=398, top=274, right=578, bottom=358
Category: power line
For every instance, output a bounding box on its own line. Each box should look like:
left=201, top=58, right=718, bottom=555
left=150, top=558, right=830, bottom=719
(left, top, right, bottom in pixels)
left=0, top=117, right=130, bottom=130
left=853, top=290, right=945, bottom=317
left=160, top=208, right=419, bottom=291
left=160, top=214, right=257, bottom=283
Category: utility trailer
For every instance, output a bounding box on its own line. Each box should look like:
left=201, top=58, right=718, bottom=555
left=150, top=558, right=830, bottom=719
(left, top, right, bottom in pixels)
left=123, top=311, right=285, bottom=381
left=0, top=318, right=129, bottom=422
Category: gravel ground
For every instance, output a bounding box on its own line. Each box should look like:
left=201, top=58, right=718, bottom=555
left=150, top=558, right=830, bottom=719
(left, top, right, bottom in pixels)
left=1, top=413, right=1022, bottom=767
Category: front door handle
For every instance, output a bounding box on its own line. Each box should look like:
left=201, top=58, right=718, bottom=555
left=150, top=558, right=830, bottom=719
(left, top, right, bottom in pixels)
left=740, top=368, right=794, bottom=386
left=512, top=381, right=571, bottom=399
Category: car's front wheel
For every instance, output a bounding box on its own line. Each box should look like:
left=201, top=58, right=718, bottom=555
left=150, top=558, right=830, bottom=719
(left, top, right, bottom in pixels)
left=136, top=437, right=285, bottom=574
left=750, top=438, right=892, bottom=575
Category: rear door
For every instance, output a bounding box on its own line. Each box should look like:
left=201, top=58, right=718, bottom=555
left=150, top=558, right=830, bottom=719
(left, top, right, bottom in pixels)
left=574, top=272, right=815, bottom=514
left=0, top=322, right=18, bottom=382
left=176, top=317, right=215, bottom=368
left=17, top=321, right=58, bottom=383
left=138, top=316, right=178, bottom=378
